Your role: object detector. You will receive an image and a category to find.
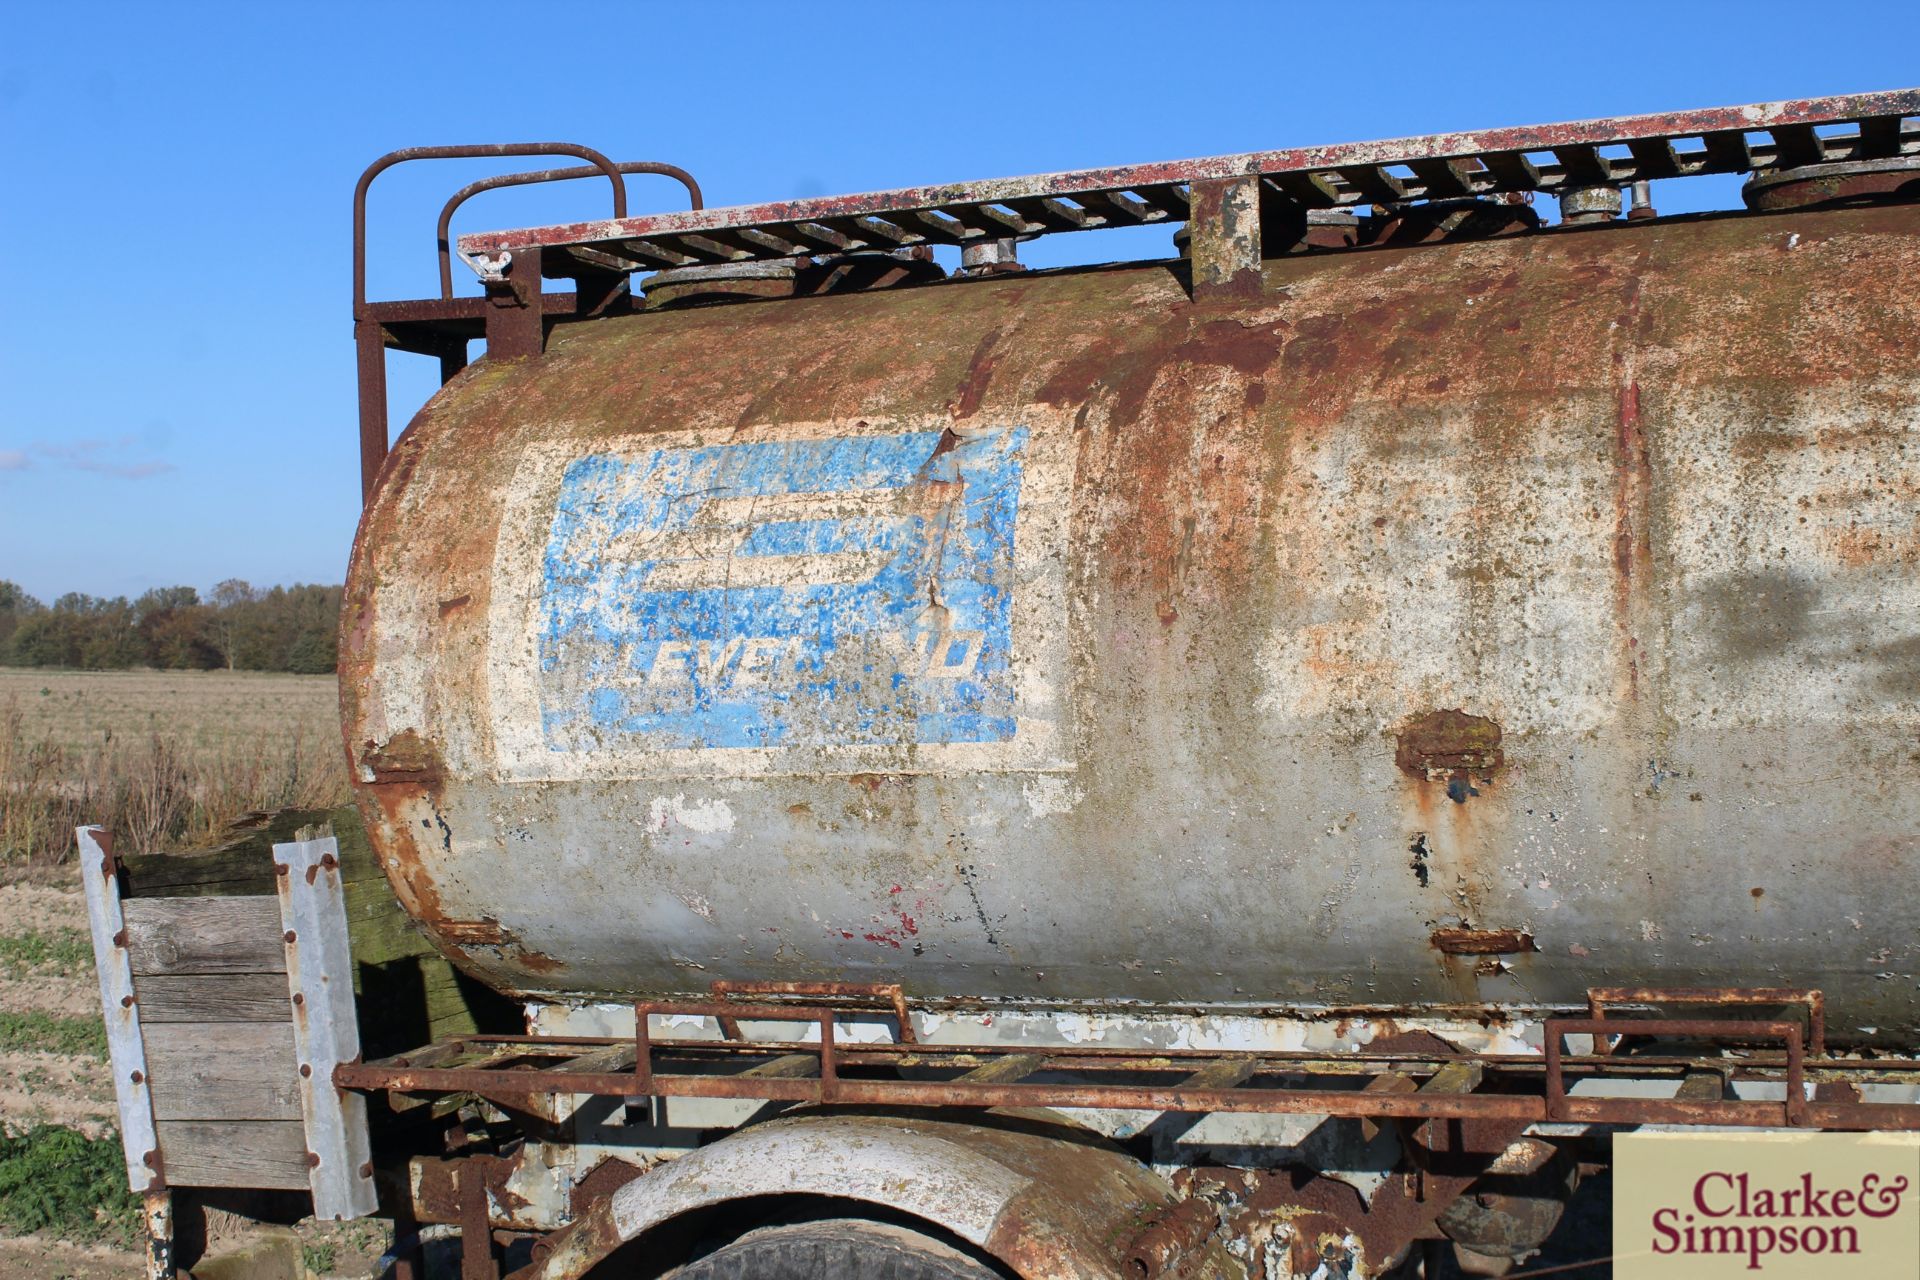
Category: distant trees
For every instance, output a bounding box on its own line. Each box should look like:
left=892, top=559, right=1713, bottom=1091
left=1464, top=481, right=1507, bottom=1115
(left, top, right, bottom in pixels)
left=0, top=579, right=341, bottom=673
left=0, top=581, right=43, bottom=657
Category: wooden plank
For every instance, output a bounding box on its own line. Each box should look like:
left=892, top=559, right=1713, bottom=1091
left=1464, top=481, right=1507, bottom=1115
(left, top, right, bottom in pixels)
left=383, top=1041, right=510, bottom=1114
left=121, top=807, right=383, bottom=899
left=79, top=827, right=160, bottom=1193
left=340, top=888, right=431, bottom=966
left=123, top=896, right=285, bottom=975
left=366, top=1039, right=470, bottom=1072
left=118, top=803, right=520, bottom=1059
left=558, top=1043, right=637, bottom=1075
left=275, top=835, right=378, bottom=1220
left=956, top=1053, right=1048, bottom=1085
left=144, top=1022, right=300, bottom=1121
left=1676, top=1069, right=1726, bottom=1102
left=1178, top=1058, right=1260, bottom=1091
left=154, top=1121, right=311, bottom=1190
left=134, top=973, right=294, bottom=1024
left=1420, top=1061, right=1485, bottom=1095
left=1359, top=1069, right=1422, bottom=1142
left=739, top=1053, right=819, bottom=1079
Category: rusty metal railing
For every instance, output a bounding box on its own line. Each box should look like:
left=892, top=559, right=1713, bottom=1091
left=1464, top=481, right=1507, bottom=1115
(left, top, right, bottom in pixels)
left=349, top=92, right=1920, bottom=509
left=435, top=161, right=702, bottom=299
left=707, top=979, right=915, bottom=1045
left=335, top=985, right=1920, bottom=1134
left=1543, top=1018, right=1807, bottom=1127
left=1586, top=986, right=1826, bottom=1055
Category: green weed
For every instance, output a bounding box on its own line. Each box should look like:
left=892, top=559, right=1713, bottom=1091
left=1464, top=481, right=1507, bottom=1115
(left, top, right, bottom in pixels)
left=0, top=928, right=92, bottom=978
left=0, top=1125, right=140, bottom=1246
left=0, top=1011, right=107, bottom=1059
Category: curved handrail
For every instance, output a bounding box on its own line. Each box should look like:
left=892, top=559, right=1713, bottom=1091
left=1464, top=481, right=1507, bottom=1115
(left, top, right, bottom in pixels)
left=353, top=143, right=627, bottom=314
left=436, top=161, right=703, bottom=298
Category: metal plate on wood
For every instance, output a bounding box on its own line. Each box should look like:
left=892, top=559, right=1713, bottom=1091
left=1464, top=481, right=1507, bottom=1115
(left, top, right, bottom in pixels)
left=79, top=827, right=160, bottom=1193
left=275, top=836, right=377, bottom=1220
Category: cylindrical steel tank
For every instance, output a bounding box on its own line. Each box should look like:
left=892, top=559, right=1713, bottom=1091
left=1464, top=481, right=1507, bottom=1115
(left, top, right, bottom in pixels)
left=342, top=199, right=1920, bottom=1045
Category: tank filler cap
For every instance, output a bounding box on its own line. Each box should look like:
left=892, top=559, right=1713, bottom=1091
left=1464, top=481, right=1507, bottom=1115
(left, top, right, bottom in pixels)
left=957, top=237, right=1028, bottom=277
left=640, top=259, right=799, bottom=308
left=1743, top=157, right=1920, bottom=211
left=1557, top=185, right=1622, bottom=225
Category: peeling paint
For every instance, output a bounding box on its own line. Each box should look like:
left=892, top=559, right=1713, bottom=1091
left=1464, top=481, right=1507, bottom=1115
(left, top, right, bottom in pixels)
left=345, top=201, right=1920, bottom=1041
left=646, top=794, right=735, bottom=835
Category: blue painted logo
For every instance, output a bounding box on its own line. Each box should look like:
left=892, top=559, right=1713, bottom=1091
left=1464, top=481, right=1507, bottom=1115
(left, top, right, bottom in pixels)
left=538, top=428, right=1031, bottom=753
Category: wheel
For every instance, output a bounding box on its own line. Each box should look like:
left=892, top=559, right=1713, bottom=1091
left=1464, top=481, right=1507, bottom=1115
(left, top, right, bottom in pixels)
left=666, top=1218, right=1003, bottom=1280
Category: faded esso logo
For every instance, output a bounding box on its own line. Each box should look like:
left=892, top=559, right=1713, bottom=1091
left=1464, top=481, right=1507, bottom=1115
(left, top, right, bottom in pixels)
left=537, top=428, right=1030, bottom=753
left=642, top=629, right=988, bottom=689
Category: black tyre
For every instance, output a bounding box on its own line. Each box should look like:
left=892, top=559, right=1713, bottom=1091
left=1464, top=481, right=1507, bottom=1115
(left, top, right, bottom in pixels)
left=667, top=1218, right=1003, bottom=1280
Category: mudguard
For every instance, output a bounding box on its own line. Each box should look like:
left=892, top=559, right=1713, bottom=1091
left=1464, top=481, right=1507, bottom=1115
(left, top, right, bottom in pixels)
left=529, top=1108, right=1240, bottom=1280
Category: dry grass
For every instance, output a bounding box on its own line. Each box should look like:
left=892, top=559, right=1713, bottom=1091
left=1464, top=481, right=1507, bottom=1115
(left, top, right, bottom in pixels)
left=0, top=669, right=348, bottom=865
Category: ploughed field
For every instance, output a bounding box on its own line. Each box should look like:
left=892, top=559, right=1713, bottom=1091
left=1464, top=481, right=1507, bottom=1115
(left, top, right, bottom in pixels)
left=0, top=669, right=380, bottom=1277
left=0, top=667, right=348, bottom=866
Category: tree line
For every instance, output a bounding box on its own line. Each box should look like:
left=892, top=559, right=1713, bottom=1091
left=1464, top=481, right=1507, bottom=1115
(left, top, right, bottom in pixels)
left=0, top=580, right=342, bottom=674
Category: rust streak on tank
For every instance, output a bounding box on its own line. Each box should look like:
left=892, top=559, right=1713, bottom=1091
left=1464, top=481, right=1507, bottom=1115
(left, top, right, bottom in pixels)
left=1611, top=369, right=1653, bottom=701
left=1430, top=927, right=1536, bottom=956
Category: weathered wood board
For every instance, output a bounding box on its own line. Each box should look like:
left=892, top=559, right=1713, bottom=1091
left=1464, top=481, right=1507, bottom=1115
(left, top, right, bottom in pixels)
left=143, top=1022, right=301, bottom=1122
left=90, top=806, right=514, bottom=1210
left=122, top=897, right=285, bottom=976
left=151, top=1121, right=311, bottom=1190
left=133, top=973, right=298, bottom=1024
left=119, top=806, right=517, bottom=1057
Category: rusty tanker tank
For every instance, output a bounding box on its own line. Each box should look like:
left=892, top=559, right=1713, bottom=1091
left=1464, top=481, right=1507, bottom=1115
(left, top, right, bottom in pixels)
left=341, top=191, right=1920, bottom=1047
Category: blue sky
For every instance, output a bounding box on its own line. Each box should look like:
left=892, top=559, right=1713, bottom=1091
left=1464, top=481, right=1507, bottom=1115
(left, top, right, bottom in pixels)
left=3, top=2, right=1916, bottom=604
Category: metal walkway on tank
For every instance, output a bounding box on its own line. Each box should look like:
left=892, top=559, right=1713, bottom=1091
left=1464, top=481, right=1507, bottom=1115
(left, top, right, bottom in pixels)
left=337, top=982, right=1920, bottom=1132
left=447, top=90, right=1920, bottom=274
left=354, top=90, right=1920, bottom=500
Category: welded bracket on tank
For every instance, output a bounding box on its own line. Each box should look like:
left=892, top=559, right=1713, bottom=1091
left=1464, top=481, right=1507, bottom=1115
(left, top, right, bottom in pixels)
left=274, top=834, right=378, bottom=1220
left=1188, top=175, right=1263, bottom=302
left=708, top=979, right=917, bottom=1044
left=483, top=247, right=546, bottom=361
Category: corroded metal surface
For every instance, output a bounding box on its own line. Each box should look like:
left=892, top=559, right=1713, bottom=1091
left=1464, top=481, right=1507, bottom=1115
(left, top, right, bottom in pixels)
left=274, top=835, right=378, bottom=1220
left=80, top=827, right=162, bottom=1193
left=436, top=160, right=703, bottom=300
left=451, top=91, right=1920, bottom=271
left=1745, top=158, right=1920, bottom=211
left=336, top=1003, right=1920, bottom=1131
left=520, top=1109, right=1226, bottom=1280
left=344, top=199, right=1920, bottom=1045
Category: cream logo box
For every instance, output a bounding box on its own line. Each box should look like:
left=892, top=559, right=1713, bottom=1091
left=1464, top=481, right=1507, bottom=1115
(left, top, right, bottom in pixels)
left=1614, top=1132, right=1920, bottom=1278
